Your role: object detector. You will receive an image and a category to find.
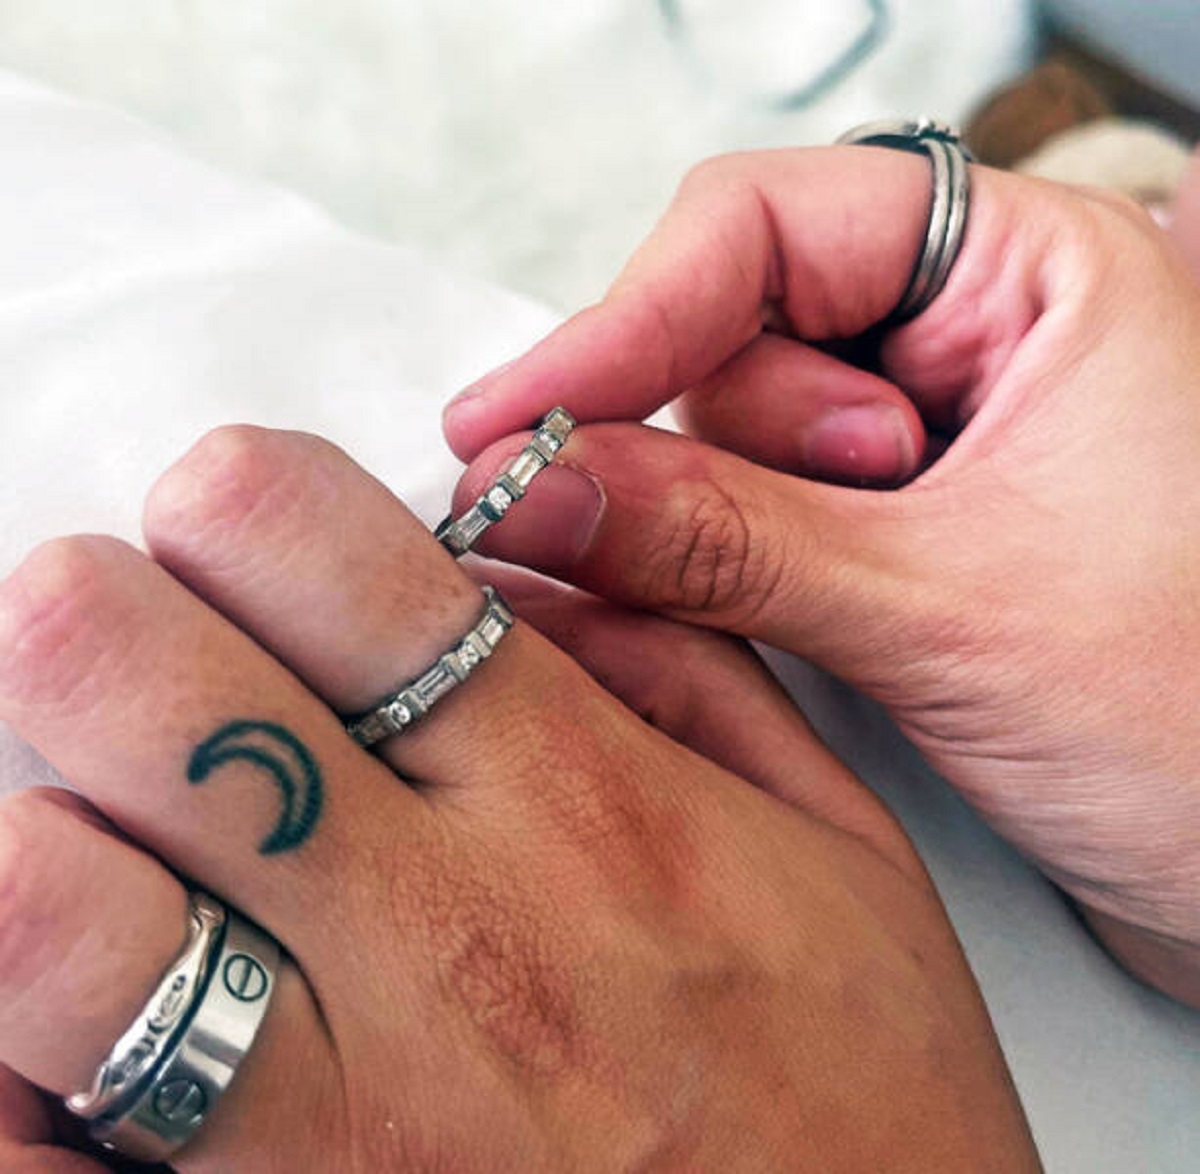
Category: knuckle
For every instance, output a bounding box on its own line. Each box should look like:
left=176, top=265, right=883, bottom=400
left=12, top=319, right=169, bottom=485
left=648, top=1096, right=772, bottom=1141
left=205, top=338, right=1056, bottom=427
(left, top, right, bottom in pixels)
left=677, top=151, right=752, bottom=199
left=1085, top=186, right=1158, bottom=233
left=0, top=788, right=54, bottom=867
left=642, top=476, right=778, bottom=621
left=0, top=535, right=132, bottom=707
left=0, top=803, right=22, bottom=919
left=144, top=424, right=334, bottom=551
left=1070, top=190, right=1164, bottom=276
left=677, top=155, right=724, bottom=197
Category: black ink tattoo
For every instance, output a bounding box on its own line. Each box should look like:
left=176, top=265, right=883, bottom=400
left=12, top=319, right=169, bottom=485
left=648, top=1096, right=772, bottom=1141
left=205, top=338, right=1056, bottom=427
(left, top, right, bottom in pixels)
left=187, top=720, right=324, bottom=854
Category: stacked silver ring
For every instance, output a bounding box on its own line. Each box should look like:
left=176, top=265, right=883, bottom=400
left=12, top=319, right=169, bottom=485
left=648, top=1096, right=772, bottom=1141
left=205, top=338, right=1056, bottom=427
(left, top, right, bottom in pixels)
left=67, top=891, right=279, bottom=1163
left=436, top=406, right=576, bottom=557
left=346, top=408, right=578, bottom=746
left=837, top=118, right=973, bottom=323
left=346, top=585, right=515, bottom=747
left=347, top=406, right=575, bottom=745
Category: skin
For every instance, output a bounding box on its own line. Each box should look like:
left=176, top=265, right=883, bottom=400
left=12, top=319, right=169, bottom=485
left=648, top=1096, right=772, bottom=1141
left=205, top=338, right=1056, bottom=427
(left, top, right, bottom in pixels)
left=443, top=146, right=1200, bottom=1007
left=1168, top=146, right=1200, bottom=280
left=0, top=427, right=1039, bottom=1170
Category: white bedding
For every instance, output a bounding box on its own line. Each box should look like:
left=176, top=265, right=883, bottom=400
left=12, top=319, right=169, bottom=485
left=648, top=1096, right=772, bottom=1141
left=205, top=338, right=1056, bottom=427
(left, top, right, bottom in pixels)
left=1, top=72, right=1197, bottom=1172
left=0, top=0, right=1032, bottom=311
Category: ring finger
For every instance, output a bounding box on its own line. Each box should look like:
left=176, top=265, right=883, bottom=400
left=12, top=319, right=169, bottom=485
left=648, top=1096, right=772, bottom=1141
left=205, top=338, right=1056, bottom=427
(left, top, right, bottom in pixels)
left=142, top=426, right=636, bottom=812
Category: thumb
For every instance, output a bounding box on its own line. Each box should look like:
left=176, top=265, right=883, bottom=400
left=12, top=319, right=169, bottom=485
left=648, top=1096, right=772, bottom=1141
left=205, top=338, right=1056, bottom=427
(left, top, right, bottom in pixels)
left=451, top=421, right=934, bottom=683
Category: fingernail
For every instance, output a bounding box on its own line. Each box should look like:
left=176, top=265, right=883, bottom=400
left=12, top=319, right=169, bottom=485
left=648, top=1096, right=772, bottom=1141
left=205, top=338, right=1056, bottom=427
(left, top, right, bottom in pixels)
left=509, top=463, right=605, bottom=566
left=801, top=404, right=917, bottom=480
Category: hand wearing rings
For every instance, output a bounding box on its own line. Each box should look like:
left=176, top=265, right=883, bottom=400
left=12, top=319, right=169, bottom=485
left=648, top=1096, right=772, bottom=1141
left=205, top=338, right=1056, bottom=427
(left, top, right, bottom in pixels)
left=445, top=124, right=1200, bottom=1010
left=0, top=406, right=1038, bottom=1164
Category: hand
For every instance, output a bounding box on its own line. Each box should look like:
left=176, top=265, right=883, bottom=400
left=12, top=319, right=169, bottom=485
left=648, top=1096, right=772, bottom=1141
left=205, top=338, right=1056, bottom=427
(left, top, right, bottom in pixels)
left=0, top=427, right=1037, bottom=1170
left=443, top=147, right=1200, bottom=1005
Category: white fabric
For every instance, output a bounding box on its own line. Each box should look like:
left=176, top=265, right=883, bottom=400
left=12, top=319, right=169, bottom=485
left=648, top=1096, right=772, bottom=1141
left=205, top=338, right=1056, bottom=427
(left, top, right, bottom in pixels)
left=0, top=72, right=1198, bottom=1171
left=0, top=0, right=1033, bottom=310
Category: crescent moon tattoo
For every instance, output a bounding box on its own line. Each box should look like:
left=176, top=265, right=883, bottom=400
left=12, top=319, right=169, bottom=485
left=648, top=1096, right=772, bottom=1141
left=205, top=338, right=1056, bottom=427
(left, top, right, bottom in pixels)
left=187, top=720, right=324, bottom=855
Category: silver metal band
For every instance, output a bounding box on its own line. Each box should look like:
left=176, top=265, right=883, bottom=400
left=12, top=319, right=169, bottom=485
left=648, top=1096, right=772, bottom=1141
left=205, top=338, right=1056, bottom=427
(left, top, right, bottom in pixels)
left=90, top=905, right=280, bottom=1162
left=67, top=891, right=227, bottom=1124
left=837, top=118, right=973, bottom=323
left=436, top=406, right=575, bottom=557
left=67, top=893, right=280, bottom=1163
left=346, top=585, right=515, bottom=747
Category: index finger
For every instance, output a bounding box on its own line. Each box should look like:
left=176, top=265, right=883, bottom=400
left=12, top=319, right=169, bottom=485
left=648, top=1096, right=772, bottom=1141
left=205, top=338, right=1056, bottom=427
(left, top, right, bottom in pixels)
left=442, top=146, right=933, bottom=460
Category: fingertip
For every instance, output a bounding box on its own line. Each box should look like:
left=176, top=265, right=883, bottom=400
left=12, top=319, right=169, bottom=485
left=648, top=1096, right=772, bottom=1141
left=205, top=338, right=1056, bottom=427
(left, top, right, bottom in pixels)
left=441, top=388, right=491, bottom=462
left=443, top=350, right=569, bottom=462
left=442, top=383, right=550, bottom=464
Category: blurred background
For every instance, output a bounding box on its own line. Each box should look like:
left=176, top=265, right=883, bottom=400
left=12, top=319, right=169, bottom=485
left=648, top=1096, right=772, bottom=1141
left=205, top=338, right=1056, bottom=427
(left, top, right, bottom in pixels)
left=0, top=0, right=1193, bottom=311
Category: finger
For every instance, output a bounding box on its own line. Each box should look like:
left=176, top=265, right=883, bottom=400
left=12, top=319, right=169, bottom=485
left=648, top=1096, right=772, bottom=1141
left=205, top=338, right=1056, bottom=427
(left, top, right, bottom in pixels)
left=450, top=422, right=938, bottom=688
left=442, top=147, right=928, bottom=456
left=0, top=534, right=430, bottom=956
left=0, top=787, right=340, bottom=1173
left=142, top=427, right=486, bottom=770
left=0, top=789, right=186, bottom=1095
left=674, top=332, right=924, bottom=483
left=0, top=1066, right=50, bottom=1148
left=142, top=427, right=555, bottom=799
left=443, top=154, right=1052, bottom=459
left=0, top=1065, right=118, bottom=1173
left=484, top=567, right=910, bottom=865
left=139, top=426, right=792, bottom=839
left=141, top=425, right=691, bottom=850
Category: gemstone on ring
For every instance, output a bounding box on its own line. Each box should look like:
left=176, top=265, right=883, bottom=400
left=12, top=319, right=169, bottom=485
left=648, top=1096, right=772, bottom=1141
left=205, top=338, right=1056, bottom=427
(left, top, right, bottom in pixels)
left=345, top=586, right=516, bottom=747
left=436, top=406, right=576, bottom=557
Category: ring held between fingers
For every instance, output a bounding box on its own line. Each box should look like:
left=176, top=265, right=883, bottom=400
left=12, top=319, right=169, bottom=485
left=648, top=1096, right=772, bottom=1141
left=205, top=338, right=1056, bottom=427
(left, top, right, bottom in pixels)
left=141, top=426, right=641, bottom=818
